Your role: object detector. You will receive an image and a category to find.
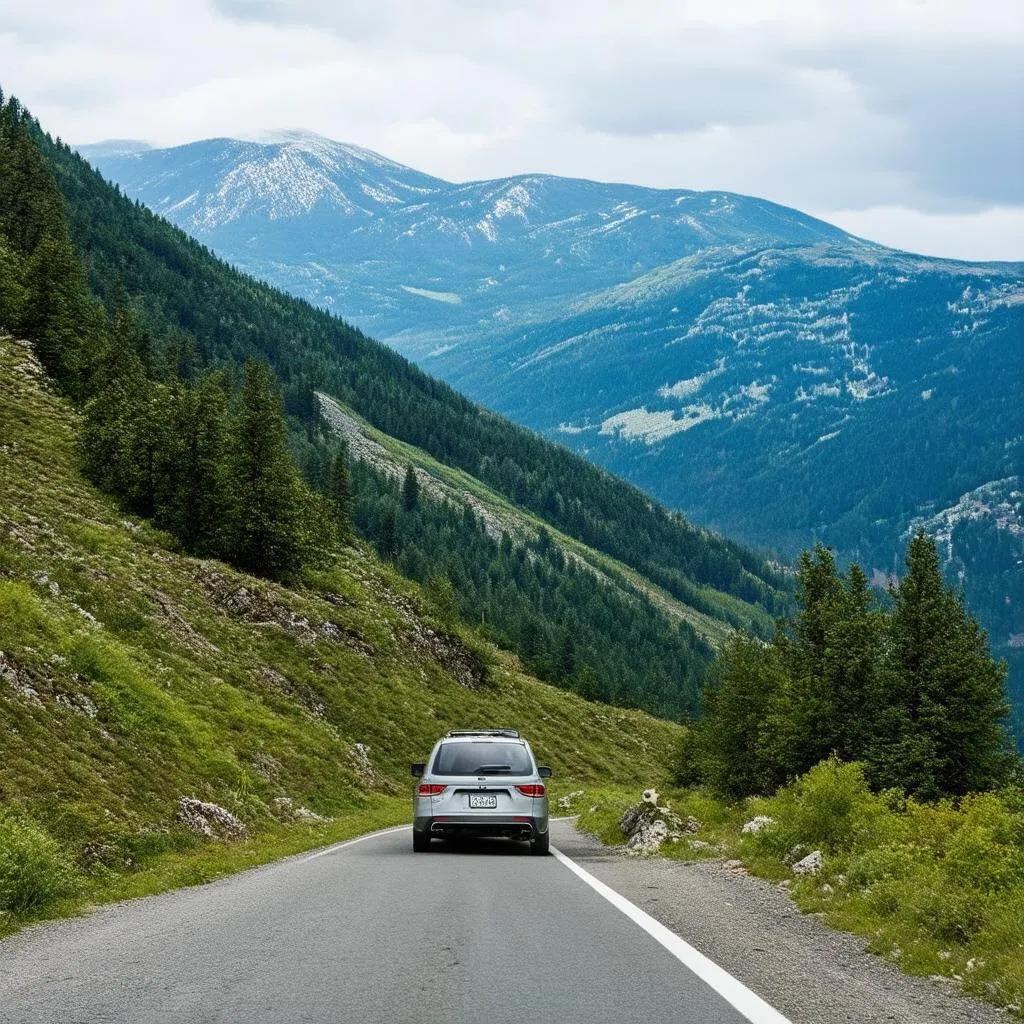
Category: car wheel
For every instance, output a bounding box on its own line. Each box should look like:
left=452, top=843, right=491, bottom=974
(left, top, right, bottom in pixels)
left=530, top=829, right=550, bottom=856
left=412, top=828, right=431, bottom=852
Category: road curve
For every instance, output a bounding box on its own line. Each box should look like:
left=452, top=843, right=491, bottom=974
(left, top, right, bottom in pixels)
left=0, top=821, right=781, bottom=1024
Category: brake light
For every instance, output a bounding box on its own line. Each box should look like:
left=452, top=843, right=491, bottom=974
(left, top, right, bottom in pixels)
left=417, top=784, right=448, bottom=796
left=515, top=784, right=545, bottom=798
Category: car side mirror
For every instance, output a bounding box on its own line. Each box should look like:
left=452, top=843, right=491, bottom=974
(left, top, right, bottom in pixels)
left=538, top=766, right=552, bottom=778
left=411, top=763, right=426, bottom=777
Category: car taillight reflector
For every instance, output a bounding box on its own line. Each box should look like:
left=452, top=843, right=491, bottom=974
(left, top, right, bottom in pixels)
left=515, top=784, right=545, bottom=798
left=417, top=784, right=448, bottom=796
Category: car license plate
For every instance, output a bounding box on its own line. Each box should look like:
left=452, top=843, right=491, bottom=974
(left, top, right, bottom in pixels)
left=469, top=794, right=498, bottom=809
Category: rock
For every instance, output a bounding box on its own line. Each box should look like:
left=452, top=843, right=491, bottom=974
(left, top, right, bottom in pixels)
left=0, top=651, right=44, bottom=705
left=557, top=790, right=585, bottom=810
left=627, top=817, right=670, bottom=854
left=351, top=742, right=375, bottom=783
left=620, top=793, right=687, bottom=855
left=783, top=844, right=808, bottom=865
left=177, top=796, right=246, bottom=839
left=741, top=815, right=776, bottom=835
left=54, top=692, right=99, bottom=718
left=273, top=796, right=328, bottom=823
left=792, top=850, right=824, bottom=875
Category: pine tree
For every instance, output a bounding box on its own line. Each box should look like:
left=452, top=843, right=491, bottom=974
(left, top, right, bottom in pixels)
left=885, top=531, right=1011, bottom=796
left=402, top=463, right=419, bottom=511
left=0, top=239, right=24, bottom=331
left=694, top=634, right=792, bottom=798
left=154, top=374, right=231, bottom=555
left=378, top=506, right=398, bottom=561
left=828, top=563, right=885, bottom=762
left=782, top=545, right=845, bottom=768
left=226, top=361, right=307, bottom=580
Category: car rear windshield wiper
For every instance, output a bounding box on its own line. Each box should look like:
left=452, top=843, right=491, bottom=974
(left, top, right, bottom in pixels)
left=475, top=764, right=512, bottom=773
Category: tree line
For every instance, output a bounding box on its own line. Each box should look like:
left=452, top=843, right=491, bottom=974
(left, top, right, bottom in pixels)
left=686, top=532, right=1014, bottom=798
left=349, top=457, right=712, bottom=720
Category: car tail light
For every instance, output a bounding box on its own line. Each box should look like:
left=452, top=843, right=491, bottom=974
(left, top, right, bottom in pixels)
left=515, top=784, right=545, bottom=797
left=417, top=784, right=448, bottom=796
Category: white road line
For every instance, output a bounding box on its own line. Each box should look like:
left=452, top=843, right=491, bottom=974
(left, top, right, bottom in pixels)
left=301, top=824, right=411, bottom=862
left=551, top=846, right=792, bottom=1024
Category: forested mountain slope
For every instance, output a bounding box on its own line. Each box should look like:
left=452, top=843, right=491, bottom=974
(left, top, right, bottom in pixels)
left=1, top=96, right=791, bottom=723
left=87, top=133, right=1022, bottom=741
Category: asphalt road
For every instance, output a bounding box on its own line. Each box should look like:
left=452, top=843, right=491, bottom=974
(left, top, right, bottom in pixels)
left=0, top=822, right=780, bottom=1024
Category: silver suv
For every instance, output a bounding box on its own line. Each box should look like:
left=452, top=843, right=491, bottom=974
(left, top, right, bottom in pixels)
left=411, top=729, right=552, bottom=855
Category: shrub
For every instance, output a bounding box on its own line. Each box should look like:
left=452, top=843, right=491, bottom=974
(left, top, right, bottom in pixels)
left=754, top=757, right=885, bottom=856
left=0, top=811, right=80, bottom=914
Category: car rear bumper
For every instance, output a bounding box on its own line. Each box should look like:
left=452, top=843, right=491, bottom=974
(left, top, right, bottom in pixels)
left=414, top=815, right=548, bottom=840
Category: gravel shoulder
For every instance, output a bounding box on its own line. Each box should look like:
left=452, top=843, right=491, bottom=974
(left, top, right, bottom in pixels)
left=552, top=819, right=1010, bottom=1024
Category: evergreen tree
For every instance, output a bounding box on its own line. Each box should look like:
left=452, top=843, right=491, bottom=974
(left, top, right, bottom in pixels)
left=378, top=506, right=398, bottom=561
left=693, top=634, right=791, bottom=798
left=328, top=442, right=353, bottom=543
left=0, top=239, right=24, bottom=330
left=226, top=361, right=308, bottom=580
left=402, top=463, right=419, bottom=511
left=154, top=374, right=232, bottom=555
left=782, top=545, right=846, bottom=767
left=827, top=563, right=885, bottom=762
left=80, top=323, right=151, bottom=501
left=885, top=531, right=1011, bottom=796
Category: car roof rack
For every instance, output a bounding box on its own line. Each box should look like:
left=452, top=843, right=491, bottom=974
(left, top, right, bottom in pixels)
left=445, top=728, right=520, bottom=739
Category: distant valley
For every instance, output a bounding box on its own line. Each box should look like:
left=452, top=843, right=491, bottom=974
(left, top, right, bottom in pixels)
left=84, top=133, right=1024, bottom=737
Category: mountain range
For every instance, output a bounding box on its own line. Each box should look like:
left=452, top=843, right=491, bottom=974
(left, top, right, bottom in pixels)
left=82, top=132, right=1024, bottom=737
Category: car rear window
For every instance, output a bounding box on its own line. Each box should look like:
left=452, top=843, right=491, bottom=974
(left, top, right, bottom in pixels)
left=433, top=742, right=533, bottom=776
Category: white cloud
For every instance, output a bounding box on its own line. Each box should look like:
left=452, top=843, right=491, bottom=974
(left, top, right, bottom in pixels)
left=818, top=205, right=1024, bottom=263
left=0, top=0, right=1021, bottom=259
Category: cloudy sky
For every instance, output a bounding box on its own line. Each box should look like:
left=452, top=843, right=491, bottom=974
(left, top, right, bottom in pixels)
left=2, top=0, right=1022, bottom=259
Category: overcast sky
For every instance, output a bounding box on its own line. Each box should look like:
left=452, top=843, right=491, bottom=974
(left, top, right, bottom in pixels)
left=2, top=0, right=1022, bottom=259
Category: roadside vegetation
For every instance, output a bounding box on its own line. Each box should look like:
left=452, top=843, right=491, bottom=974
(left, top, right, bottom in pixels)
left=575, top=765, right=1024, bottom=1019
left=572, top=532, right=1022, bottom=1017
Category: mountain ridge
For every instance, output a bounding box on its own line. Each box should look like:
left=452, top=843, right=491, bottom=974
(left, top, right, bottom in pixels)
left=82, top=131, right=1023, bottom=742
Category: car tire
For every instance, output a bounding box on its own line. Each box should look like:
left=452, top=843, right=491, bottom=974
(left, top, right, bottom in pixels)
left=412, top=828, right=431, bottom=852
left=530, top=829, right=550, bottom=856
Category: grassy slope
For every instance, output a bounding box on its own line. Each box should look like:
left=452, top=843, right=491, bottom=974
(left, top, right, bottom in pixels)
left=317, top=392, right=773, bottom=647
left=0, top=334, right=681, bottom=935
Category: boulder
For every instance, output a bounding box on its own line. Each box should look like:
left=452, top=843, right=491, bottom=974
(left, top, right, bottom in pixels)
left=619, top=794, right=687, bottom=855
left=177, top=797, right=246, bottom=839
left=792, top=850, right=824, bottom=875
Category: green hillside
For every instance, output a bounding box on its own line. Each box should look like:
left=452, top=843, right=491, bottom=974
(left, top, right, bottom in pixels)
left=0, top=332, right=680, bottom=933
